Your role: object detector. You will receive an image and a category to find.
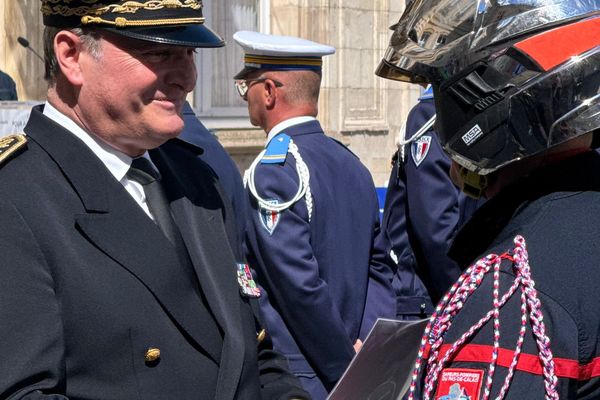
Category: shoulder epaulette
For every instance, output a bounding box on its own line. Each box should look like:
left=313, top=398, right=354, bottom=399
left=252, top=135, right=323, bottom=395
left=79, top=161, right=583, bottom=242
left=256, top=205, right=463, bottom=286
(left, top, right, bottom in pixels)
left=0, top=134, right=27, bottom=165
left=418, top=85, right=434, bottom=101
left=261, top=133, right=290, bottom=164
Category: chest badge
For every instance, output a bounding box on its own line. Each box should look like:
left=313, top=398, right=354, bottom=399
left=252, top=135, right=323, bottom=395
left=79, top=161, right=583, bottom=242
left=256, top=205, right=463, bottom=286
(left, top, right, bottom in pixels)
left=411, top=135, right=432, bottom=167
left=434, top=368, right=484, bottom=400
left=237, top=263, right=261, bottom=298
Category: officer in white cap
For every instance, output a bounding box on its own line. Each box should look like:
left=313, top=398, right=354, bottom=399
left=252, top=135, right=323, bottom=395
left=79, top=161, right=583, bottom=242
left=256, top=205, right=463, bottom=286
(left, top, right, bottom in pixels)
left=235, top=31, right=396, bottom=399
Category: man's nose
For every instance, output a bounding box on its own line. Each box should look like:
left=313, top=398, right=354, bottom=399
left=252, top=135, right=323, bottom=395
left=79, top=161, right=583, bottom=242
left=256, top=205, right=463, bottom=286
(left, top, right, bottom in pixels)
left=166, top=50, right=197, bottom=92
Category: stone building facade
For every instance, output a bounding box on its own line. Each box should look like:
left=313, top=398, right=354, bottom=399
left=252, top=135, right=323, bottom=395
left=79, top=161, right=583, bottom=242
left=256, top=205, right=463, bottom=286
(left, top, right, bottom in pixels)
left=1, top=0, right=421, bottom=186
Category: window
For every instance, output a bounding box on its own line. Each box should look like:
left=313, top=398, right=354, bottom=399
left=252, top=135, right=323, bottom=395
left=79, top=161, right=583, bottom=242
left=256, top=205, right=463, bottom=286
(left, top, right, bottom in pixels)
left=194, top=0, right=268, bottom=129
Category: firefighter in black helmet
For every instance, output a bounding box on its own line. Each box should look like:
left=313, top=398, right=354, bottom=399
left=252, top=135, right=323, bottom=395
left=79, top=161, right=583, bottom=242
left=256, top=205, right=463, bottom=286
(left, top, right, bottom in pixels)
left=377, top=0, right=600, bottom=398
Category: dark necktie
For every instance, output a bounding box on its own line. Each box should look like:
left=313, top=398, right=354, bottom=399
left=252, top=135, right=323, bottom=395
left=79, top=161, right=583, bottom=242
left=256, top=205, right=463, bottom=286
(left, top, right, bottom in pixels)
left=127, top=159, right=223, bottom=354
left=127, top=157, right=178, bottom=245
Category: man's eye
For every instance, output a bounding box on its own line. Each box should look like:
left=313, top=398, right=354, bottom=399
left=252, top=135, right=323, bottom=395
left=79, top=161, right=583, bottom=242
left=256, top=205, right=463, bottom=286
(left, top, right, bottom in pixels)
left=143, top=51, right=170, bottom=62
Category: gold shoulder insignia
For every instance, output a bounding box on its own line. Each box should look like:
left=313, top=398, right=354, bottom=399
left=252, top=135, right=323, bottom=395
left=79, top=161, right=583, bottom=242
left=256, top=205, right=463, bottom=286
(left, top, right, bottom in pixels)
left=0, top=134, right=27, bottom=165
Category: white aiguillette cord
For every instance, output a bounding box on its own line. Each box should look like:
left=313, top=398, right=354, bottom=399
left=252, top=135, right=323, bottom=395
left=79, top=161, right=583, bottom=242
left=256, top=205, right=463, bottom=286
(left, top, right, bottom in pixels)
left=244, top=139, right=313, bottom=222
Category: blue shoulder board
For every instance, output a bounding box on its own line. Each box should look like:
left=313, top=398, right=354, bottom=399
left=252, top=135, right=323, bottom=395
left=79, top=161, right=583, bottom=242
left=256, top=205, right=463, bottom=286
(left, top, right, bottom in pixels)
left=261, top=133, right=290, bottom=164
left=418, top=85, right=434, bottom=101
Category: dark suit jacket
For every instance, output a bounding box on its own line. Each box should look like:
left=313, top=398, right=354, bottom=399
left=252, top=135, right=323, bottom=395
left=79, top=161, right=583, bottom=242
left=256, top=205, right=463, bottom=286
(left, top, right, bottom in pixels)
left=0, top=106, right=307, bottom=399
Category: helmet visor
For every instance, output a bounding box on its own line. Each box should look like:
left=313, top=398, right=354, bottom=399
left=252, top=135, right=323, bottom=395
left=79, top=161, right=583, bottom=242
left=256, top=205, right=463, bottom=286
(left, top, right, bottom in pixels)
left=377, top=0, right=600, bottom=83
left=376, top=0, right=479, bottom=82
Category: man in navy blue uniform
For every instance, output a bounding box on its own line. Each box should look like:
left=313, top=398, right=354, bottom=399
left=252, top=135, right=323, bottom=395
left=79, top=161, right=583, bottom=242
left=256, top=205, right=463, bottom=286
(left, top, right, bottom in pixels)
left=377, top=0, right=600, bottom=398
left=377, top=86, right=481, bottom=319
left=0, top=1, right=309, bottom=398
left=234, top=31, right=395, bottom=399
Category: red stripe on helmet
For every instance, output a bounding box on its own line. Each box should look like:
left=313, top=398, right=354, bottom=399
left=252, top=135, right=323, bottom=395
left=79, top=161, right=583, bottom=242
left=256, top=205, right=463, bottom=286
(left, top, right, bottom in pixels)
left=423, top=343, right=600, bottom=380
left=513, top=16, right=600, bottom=71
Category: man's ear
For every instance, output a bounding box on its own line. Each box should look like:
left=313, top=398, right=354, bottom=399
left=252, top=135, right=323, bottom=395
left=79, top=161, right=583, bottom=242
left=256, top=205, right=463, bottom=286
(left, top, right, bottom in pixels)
left=264, top=79, right=278, bottom=109
left=54, top=30, right=86, bottom=86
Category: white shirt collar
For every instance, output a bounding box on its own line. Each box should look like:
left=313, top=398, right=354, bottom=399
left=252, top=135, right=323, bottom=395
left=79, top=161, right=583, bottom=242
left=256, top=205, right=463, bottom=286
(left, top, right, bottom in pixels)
left=42, top=101, right=138, bottom=181
left=43, top=102, right=155, bottom=218
left=266, top=116, right=317, bottom=145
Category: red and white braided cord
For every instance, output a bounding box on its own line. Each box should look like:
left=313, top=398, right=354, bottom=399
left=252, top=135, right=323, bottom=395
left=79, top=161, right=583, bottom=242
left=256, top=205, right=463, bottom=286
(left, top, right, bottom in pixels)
left=407, top=235, right=559, bottom=400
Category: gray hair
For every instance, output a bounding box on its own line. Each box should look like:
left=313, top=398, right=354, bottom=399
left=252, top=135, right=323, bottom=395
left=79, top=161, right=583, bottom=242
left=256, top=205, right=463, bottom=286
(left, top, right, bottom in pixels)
left=281, top=70, right=322, bottom=106
left=43, top=27, right=103, bottom=84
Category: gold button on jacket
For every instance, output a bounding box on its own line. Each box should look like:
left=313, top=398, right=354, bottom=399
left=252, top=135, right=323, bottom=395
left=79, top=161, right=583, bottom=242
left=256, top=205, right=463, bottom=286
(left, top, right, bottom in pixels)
left=144, top=348, right=161, bottom=363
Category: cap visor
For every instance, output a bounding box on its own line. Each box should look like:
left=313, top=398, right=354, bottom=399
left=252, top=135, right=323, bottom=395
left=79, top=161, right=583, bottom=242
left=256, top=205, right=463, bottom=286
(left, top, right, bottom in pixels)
left=102, top=24, right=225, bottom=48
left=234, top=66, right=260, bottom=80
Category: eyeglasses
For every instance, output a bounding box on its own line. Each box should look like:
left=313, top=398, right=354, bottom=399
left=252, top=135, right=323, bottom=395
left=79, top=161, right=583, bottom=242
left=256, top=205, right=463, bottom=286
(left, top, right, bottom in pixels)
left=234, top=77, right=284, bottom=99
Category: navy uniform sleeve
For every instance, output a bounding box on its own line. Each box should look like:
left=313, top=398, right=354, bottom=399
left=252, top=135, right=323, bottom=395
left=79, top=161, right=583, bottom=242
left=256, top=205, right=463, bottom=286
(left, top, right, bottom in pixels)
left=380, top=154, right=413, bottom=267
left=358, top=182, right=397, bottom=339
left=253, top=304, right=311, bottom=400
left=378, top=154, right=435, bottom=319
left=404, top=100, right=462, bottom=304
left=245, top=162, right=355, bottom=390
left=0, top=199, right=69, bottom=399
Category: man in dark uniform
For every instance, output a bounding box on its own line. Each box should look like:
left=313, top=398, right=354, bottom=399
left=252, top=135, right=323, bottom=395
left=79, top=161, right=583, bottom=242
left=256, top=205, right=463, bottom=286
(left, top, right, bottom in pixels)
left=377, top=86, right=481, bottom=319
left=377, top=0, right=600, bottom=398
left=234, top=31, right=395, bottom=399
left=0, top=69, right=17, bottom=100
left=0, top=1, right=308, bottom=398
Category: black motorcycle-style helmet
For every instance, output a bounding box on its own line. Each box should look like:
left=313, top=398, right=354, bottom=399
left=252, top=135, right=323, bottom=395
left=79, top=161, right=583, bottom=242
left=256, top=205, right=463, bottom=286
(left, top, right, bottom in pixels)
left=376, top=0, right=600, bottom=176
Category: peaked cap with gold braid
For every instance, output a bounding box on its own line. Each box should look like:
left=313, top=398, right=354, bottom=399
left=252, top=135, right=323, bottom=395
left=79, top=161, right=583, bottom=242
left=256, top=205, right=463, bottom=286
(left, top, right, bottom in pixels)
left=41, top=0, right=224, bottom=48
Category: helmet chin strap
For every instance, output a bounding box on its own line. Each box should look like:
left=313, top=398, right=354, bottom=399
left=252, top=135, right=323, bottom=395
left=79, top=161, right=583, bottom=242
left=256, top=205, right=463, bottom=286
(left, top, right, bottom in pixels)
left=458, top=166, right=489, bottom=199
